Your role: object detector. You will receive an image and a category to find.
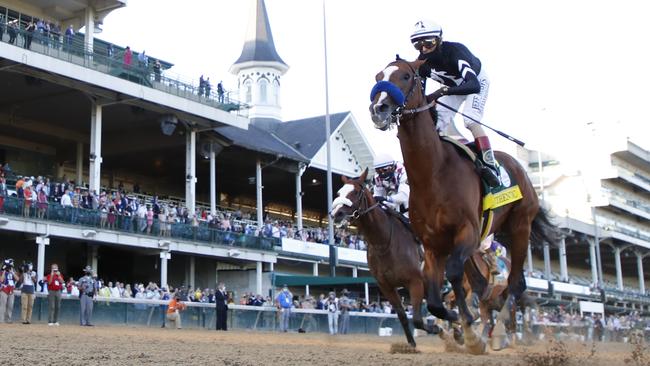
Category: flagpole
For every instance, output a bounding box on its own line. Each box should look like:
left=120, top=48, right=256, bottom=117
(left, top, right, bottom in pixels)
left=323, top=0, right=336, bottom=277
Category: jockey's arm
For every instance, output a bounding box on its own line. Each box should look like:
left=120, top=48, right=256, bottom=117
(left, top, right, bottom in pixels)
left=387, top=182, right=409, bottom=206
left=446, top=63, right=480, bottom=96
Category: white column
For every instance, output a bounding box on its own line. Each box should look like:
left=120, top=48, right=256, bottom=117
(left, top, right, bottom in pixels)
left=269, top=262, right=274, bottom=272
left=76, top=141, right=83, bottom=186
left=189, top=256, right=196, bottom=289
left=364, top=282, right=369, bottom=305
left=36, top=236, right=49, bottom=282
left=559, top=237, right=568, bottom=282
left=527, top=243, right=534, bottom=276
left=185, top=130, right=197, bottom=214
left=543, top=242, right=551, bottom=280
left=636, top=252, right=645, bottom=294
left=589, top=239, right=598, bottom=286
left=83, top=6, right=95, bottom=56
left=88, top=102, right=102, bottom=194
left=312, top=262, right=318, bottom=276
left=160, top=251, right=170, bottom=289
left=614, top=247, right=623, bottom=291
left=87, top=245, right=98, bottom=272
left=352, top=267, right=358, bottom=278
left=256, top=158, right=263, bottom=229
left=215, top=261, right=219, bottom=285
left=256, top=261, right=263, bottom=295
left=305, top=284, right=310, bottom=297
left=210, top=149, right=217, bottom=216
left=296, top=170, right=303, bottom=233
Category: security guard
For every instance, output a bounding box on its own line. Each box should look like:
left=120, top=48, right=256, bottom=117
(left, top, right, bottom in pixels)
left=78, top=265, right=97, bottom=326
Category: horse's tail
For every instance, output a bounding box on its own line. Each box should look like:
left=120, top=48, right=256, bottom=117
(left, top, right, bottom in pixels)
left=530, top=206, right=561, bottom=248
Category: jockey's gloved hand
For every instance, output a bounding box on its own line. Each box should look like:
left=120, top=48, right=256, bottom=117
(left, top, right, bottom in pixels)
left=430, top=86, right=449, bottom=101
left=373, top=196, right=387, bottom=204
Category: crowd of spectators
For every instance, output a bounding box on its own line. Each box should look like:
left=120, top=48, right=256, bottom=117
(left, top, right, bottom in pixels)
left=0, top=163, right=367, bottom=251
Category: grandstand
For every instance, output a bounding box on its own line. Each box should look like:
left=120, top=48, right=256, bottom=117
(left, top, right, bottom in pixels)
left=0, top=0, right=376, bottom=302
left=0, top=0, right=648, bottom=318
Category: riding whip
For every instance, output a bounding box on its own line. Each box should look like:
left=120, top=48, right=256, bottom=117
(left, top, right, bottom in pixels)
left=436, top=101, right=526, bottom=147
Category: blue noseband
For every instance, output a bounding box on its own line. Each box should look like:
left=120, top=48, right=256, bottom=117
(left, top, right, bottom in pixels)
left=370, top=81, right=405, bottom=105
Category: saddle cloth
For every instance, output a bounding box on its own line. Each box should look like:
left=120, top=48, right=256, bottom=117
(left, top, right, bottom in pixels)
left=440, top=136, right=523, bottom=241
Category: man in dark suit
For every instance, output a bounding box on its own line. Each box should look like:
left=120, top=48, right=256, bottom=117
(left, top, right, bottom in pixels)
left=215, top=282, right=228, bottom=330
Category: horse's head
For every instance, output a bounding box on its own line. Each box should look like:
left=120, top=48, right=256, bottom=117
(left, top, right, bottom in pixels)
left=369, top=58, right=426, bottom=130
left=330, top=168, right=370, bottom=228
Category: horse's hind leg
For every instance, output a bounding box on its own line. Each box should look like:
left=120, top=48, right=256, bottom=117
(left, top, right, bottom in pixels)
left=384, top=287, right=416, bottom=347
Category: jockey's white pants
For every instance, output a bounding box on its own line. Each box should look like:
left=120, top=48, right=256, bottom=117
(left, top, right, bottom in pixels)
left=436, top=69, right=490, bottom=140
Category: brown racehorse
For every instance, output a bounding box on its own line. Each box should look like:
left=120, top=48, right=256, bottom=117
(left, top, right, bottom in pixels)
left=331, top=169, right=435, bottom=348
left=369, top=57, right=557, bottom=353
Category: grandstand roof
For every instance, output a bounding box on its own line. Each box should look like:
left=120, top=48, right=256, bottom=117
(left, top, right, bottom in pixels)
left=230, top=0, right=288, bottom=74
left=274, top=112, right=349, bottom=159
left=214, top=124, right=309, bottom=163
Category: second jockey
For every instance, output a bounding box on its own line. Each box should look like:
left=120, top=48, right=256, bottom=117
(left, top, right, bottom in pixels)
left=372, top=153, right=410, bottom=217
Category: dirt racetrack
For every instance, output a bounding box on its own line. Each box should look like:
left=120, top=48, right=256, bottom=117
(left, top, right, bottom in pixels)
left=0, top=323, right=640, bottom=366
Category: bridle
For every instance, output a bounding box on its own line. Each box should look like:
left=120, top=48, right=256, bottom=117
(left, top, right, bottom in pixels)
left=373, top=58, right=437, bottom=126
left=393, top=59, right=438, bottom=118
left=333, top=182, right=381, bottom=224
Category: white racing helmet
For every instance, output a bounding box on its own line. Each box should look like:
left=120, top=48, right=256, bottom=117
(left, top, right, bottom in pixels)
left=410, top=19, right=443, bottom=43
left=374, top=152, right=396, bottom=170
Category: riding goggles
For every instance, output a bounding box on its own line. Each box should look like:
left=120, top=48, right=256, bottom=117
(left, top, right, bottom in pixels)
left=412, top=38, right=437, bottom=51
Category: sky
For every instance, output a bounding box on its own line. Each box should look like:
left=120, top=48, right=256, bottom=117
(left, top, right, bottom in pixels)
left=99, top=0, right=650, bottom=166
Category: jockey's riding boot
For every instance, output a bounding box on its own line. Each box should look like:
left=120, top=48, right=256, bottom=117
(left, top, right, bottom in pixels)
left=474, top=136, right=500, bottom=188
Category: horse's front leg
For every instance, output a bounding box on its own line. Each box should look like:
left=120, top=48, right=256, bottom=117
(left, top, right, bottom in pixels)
left=447, top=243, right=486, bottom=355
left=424, top=251, right=457, bottom=322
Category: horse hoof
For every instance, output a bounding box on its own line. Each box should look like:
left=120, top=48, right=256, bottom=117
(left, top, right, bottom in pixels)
left=490, top=334, right=510, bottom=351
left=428, top=324, right=441, bottom=335
left=465, top=338, right=486, bottom=355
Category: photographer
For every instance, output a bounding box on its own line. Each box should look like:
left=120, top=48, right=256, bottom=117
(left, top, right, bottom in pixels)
left=45, top=263, right=65, bottom=326
left=19, top=262, right=36, bottom=324
left=78, top=265, right=97, bottom=326
left=0, top=259, right=18, bottom=323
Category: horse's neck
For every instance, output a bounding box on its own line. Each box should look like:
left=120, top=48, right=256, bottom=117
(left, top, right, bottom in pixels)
left=398, top=112, right=448, bottom=189
left=357, top=199, right=391, bottom=250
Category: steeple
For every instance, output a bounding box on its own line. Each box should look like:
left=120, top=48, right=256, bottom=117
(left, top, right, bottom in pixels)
left=231, top=0, right=289, bottom=127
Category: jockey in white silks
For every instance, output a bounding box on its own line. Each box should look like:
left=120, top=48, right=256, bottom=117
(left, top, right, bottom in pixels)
left=372, top=153, right=410, bottom=218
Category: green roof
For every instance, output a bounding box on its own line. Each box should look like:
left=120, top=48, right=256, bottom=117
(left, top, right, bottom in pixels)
left=272, top=274, right=376, bottom=287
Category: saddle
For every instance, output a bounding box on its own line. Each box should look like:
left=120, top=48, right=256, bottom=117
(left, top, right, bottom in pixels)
left=440, top=136, right=523, bottom=241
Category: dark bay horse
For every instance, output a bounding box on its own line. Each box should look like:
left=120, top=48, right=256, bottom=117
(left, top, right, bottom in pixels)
left=331, top=169, right=434, bottom=348
left=369, top=58, right=557, bottom=353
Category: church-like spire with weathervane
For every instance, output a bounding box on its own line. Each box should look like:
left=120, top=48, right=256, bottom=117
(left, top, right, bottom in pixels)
left=230, top=0, right=289, bottom=128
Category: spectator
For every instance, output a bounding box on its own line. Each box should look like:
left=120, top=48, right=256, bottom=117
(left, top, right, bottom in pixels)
left=36, top=186, right=47, bottom=218
left=22, top=182, right=32, bottom=217
left=24, top=20, right=35, bottom=49
left=325, top=291, right=339, bottom=335
left=8, top=20, right=17, bottom=45
left=199, top=75, right=205, bottom=96
left=276, top=284, right=293, bottom=332
left=78, top=265, right=97, bottom=326
left=64, top=24, right=74, bottom=51
left=0, top=259, right=17, bottom=323
left=215, top=282, right=228, bottom=331
left=19, top=261, right=36, bottom=324
left=123, top=46, right=132, bottom=67
left=45, top=263, right=65, bottom=326
left=166, top=292, right=187, bottom=329
left=205, top=77, right=211, bottom=97
left=338, top=289, right=352, bottom=334
left=153, top=60, right=162, bottom=82
left=137, top=50, right=148, bottom=68
left=106, top=43, right=114, bottom=58
left=0, top=171, right=6, bottom=212
left=217, top=81, right=224, bottom=103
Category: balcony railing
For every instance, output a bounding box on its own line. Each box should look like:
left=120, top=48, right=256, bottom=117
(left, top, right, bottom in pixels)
left=0, top=24, right=246, bottom=113
left=0, top=196, right=278, bottom=251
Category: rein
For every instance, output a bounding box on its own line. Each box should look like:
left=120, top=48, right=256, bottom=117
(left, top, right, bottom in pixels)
left=348, top=185, right=381, bottom=222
